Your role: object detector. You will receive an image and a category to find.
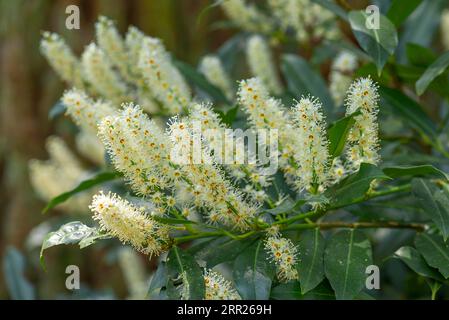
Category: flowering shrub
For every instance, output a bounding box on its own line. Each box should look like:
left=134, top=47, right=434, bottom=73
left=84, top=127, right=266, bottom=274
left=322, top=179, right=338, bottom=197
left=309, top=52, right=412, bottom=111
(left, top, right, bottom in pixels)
left=33, top=1, right=449, bottom=300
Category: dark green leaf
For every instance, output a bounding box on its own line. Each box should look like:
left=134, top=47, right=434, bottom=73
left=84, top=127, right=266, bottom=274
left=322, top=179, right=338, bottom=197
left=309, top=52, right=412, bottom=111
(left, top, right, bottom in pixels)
left=270, top=281, right=335, bottom=300
left=194, top=236, right=256, bottom=268
left=324, top=229, right=373, bottom=300
left=416, top=52, right=449, bottom=96
left=147, top=262, right=168, bottom=298
left=40, top=222, right=103, bottom=268
left=281, top=54, right=334, bottom=113
left=166, top=246, right=205, bottom=299
left=415, top=233, right=449, bottom=278
left=387, top=0, right=422, bottom=27
left=348, top=10, right=398, bottom=74
left=379, top=86, right=436, bottom=139
left=3, top=247, right=35, bottom=300
left=325, top=163, right=391, bottom=208
left=217, top=105, right=238, bottom=126
left=265, top=198, right=305, bottom=215
left=298, top=229, right=325, bottom=294
left=327, top=111, right=360, bottom=158
left=233, top=239, right=275, bottom=300
left=383, top=165, right=448, bottom=180
left=394, top=246, right=445, bottom=282
left=48, top=100, right=66, bottom=120
left=406, top=43, right=436, bottom=67
left=43, top=171, right=122, bottom=213
left=174, top=60, right=230, bottom=104
left=412, top=179, right=449, bottom=240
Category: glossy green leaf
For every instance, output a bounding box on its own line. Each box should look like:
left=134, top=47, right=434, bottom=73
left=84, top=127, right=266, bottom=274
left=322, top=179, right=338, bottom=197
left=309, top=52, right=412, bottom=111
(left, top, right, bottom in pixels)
left=383, top=165, right=448, bottom=180
left=379, top=86, right=436, bottom=139
left=327, top=111, right=360, bottom=158
left=416, top=52, right=449, bottom=95
left=43, top=171, right=122, bottom=213
left=270, top=281, right=335, bottom=300
left=174, top=60, right=230, bottom=104
left=394, top=246, right=445, bottom=282
left=147, top=262, right=168, bottom=298
left=412, top=179, right=449, bottom=240
left=348, top=10, right=398, bottom=74
left=194, top=236, right=256, bottom=268
left=415, top=233, right=449, bottom=278
left=217, top=105, right=238, bottom=126
left=40, top=222, right=106, bottom=268
left=324, top=229, right=373, bottom=300
left=406, top=43, right=436, bottom=67
left=298, top=229, right=325, bottom=294
left=166, top=246, right=205, bottom=299
left=233, top=240, right=275, bottom=300
left=387, top=0, right=422, bottom=27
left=3, top=247, right=35, bottom=300
left=325, top=163, right=391, bottom=208
left=281, top=54, right=334, bottom=113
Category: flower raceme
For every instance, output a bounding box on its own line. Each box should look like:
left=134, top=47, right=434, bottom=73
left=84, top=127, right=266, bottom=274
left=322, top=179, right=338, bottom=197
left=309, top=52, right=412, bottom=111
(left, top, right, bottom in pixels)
left=90, top=191, right=170, bottom=256
left=265, top=235, right=299, bottom=282
left=204, top=270, right=241, bottom=300
left=198, top=55, right=234, bottom=100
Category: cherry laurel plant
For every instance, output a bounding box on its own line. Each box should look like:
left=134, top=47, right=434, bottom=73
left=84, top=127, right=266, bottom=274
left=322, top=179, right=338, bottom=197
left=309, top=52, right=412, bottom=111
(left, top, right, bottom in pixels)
left=34, top=1, right=449, bottom=300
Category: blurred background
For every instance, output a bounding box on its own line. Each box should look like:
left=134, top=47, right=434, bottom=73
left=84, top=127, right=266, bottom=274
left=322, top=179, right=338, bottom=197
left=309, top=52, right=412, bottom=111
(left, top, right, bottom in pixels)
left=0, top=0, right=233, bottom=299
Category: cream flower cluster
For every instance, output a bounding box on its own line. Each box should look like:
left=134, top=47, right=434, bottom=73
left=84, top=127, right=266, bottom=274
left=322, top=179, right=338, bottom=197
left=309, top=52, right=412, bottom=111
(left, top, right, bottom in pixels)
left=90, top=191, right=170, bottom=256
left=98, top=104, right=175, bottom=200
left=42, top=17, right=188, bottom=116
left=246, top=35, right=282, bottom=95
left=204, top=269, right=241, bottom=300
left=81, top=43, right=129, bottom=103
left=268, top=0, right=340, bottom=42
left=265, top=234, right=299, bottom=282
left=168, top=118, right=258, bottom=230
left=291, top=97, right=330, bottom=192
left=29, top=136, right=92, bottom=212
left=330, top=51, right=358, bottom=106
left=139, top=37, right=191, bottom=114
left=199, top=55, right=234, bottom=100
left=40, top=32, right=84, bottom=88
left=345, top=77, right=380, bottom=172
left=187, top=103, right=271, bottom=201
left=221, top=0, right=272, bottom=33
left=237, top=78, right=299, bottom=179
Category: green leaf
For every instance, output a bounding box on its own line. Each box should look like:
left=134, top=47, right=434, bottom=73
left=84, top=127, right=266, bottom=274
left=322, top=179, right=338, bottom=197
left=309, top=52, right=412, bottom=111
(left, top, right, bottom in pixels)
left=416, top=52, right=449, bottom=96
left=48, top=100, right=66, bottom=120
left=270, top=281, right=335, bottom=300
left=166, top=246, right=205, bottom=300
left=415, top=233, right=449, bottom=278
left=383, top=165, right=448, bottom=180
left=3, top=247, right=35, bottom=300
left=281, top=54, right=334, bottom=113
left=327, top=111, right=360, bottom=158
left=233, top=239, right=275, bottom=300
left=40, top=222, right=104, bottom=268
left=265, top=198, right=304, bottom=215
left=325, top=163, right=391, bottom=208
left=194, top=236, right=256, bottom=268
left=217, top=105, right=238, bottom=126
left=406, top=43, right=436, bottom=67
left=324, top=229, right=373, bottom=300
left=348, top=10, right=398, bottom=74
left=298, top=229, right=325, bottom=294
left=379, top=86, right=436, bottom=139
left=310, top=0, right=348, bottom=21
left=43, top=171, right=122, bottom=213
left=412, top=179, right=449, bottom=240
left=174, top=60, right=230, bottom=104
left=394, top=246, right=445, bottom=282
left=387, top=0, right=422, bottom=27
left=147, top=262, right=168, bottom=298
